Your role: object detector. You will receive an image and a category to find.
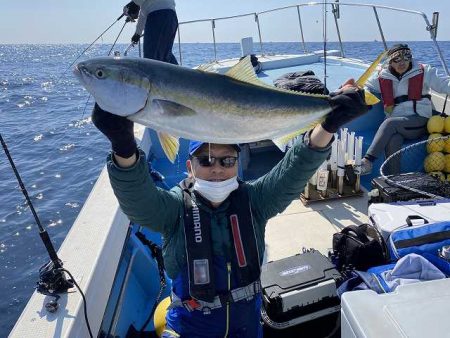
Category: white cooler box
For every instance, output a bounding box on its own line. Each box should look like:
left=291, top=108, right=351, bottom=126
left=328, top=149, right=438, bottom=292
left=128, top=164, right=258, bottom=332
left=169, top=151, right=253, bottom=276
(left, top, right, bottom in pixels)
left=341, top=278, right=450, bottom=338
left=368, top=199, right=450, bottom=241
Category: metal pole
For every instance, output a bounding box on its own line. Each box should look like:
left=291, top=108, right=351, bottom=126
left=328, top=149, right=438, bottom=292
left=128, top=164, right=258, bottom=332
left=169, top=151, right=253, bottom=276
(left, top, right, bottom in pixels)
left=424, top=13, right=450, bottom=77
left=429, top=39, right=449, bottom=76
left=296, top=6, right=307, bottom=53
left=254, top=14, right=264, bottom=55
left=212, top=20, right=217, bottom=62
left=373, top=7, right=388, bottom=50
left=177, top=26, right=183, bottom=66
left=442, top=95, right=448, bottom=115
left=332, top=3, right=345, bottom=57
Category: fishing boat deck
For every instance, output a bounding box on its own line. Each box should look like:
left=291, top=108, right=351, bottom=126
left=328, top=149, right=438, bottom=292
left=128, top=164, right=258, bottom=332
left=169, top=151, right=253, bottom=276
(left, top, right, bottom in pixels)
left=264, top=193, right=369, bottom=262
left=11, top=51, right=449, bottom=338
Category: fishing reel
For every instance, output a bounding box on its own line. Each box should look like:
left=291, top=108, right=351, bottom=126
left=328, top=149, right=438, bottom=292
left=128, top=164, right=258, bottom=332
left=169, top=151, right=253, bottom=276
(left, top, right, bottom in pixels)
left=36, top=259, right=74, bottom=313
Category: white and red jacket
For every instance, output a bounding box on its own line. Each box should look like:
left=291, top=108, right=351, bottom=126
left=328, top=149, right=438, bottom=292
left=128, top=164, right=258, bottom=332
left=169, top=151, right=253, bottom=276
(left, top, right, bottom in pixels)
left=365, top=60, right=450, bottom=118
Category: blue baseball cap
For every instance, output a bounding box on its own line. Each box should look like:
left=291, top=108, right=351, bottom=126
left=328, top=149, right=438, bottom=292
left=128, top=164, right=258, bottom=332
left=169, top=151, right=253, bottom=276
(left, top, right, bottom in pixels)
left=188, top=141, right=241, bottom=156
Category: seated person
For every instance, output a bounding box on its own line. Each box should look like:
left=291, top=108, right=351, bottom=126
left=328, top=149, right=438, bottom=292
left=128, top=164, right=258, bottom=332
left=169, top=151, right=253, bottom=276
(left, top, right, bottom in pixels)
left=361, top=44, right=450, bottom=175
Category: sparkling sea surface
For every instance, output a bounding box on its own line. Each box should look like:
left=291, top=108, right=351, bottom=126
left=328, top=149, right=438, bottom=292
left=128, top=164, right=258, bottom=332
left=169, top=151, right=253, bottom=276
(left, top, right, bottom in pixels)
left=0, top=41, right=449, bottom=336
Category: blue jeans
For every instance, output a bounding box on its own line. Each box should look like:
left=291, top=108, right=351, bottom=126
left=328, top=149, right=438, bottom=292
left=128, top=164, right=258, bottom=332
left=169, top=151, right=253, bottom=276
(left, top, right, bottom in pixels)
left=143, top=9, right=178, bottom=65
left=165, top=295, right=263, bottom=338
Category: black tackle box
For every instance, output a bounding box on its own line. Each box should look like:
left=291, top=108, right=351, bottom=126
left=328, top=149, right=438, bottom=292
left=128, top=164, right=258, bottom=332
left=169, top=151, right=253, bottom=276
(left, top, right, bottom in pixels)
left=369, top=173, right=447, bottom=204
left=260, top=249, right=343, bottom=329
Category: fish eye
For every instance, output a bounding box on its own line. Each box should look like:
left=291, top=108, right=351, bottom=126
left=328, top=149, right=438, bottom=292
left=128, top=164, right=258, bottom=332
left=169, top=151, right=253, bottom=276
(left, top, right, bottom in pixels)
left=95, top=69, right=105, bottom=79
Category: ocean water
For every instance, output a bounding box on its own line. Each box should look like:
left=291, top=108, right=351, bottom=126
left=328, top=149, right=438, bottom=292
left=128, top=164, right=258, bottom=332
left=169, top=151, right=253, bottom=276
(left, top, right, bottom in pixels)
left=0, top=41, right=449, bottom=336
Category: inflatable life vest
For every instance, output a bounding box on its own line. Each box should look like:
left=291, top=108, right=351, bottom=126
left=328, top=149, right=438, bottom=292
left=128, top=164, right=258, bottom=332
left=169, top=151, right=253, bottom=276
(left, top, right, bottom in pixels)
left=378, top=64, right=430, bottom=114
left=180, top=181, right=260, bottom=302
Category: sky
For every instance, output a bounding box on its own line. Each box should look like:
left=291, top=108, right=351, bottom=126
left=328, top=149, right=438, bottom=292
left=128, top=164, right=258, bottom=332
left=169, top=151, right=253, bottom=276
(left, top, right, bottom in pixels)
left=0, top=0, right=449, bottom=44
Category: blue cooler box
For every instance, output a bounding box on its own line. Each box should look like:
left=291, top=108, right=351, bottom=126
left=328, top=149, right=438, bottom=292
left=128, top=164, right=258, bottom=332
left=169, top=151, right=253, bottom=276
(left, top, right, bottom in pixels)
left=368, top=199, right=450, bottom=242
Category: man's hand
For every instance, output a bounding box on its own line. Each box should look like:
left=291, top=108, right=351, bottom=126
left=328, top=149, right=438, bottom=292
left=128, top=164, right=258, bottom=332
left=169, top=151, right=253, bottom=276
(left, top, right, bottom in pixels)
left=321, top=85, right=368, bottom=134
left=92, top=103, right=137, bottom=159
left=131, top=33, right=141, bottom=45
left=337, top=78, right=358, bottom=92
left=123, top=1, right=140, bottom=20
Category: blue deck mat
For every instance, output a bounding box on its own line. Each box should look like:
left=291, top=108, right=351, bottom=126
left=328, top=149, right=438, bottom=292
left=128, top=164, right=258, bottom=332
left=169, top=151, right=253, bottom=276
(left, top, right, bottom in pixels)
left=259, top=61, right=366, bottom=92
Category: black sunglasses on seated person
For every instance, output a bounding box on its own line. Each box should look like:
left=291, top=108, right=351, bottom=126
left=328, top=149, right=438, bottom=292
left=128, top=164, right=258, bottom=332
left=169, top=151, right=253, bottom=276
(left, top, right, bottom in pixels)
left=192, top=155, right=238, bottom=168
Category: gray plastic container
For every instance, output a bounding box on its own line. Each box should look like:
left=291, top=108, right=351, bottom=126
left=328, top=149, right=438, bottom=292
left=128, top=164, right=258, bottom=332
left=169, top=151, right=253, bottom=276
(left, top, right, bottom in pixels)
left=341, top=278, right=450, bottom=337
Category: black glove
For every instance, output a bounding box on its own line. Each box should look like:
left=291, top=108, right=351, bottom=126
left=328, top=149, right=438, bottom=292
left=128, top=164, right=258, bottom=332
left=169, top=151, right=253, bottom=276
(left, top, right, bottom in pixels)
left=92, top=103, right=137, bottom=158
left=321, top=89, right=368, bottom=134
left=131, top=33, right=141, bottom=44
left=123, top=1, right=140, bottom=20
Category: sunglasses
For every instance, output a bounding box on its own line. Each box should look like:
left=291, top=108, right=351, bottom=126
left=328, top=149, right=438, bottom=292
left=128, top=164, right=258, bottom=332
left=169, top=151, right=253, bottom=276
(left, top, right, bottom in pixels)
left=390, top=50, right=412, bottom=64
left=391, top=55, right=412, bottom=63
left=193, top=155, right=238, bottom=168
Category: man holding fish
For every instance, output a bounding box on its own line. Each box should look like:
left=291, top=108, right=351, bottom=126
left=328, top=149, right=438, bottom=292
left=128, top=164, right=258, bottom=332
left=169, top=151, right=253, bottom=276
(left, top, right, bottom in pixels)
left=80, top=55, right=368, bottom=337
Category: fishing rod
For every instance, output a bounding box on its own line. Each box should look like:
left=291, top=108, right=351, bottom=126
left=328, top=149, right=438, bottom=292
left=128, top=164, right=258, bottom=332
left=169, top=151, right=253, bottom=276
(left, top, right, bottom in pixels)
left=0, top=133, right=94, bottom=337
left=124, top=34, right=143, bottom=57
left=79, top=17, right=131, bottom=120
left=107, top=19, right=129, bottom=56
left=0, top=133, right=64, bottom=267
left=59, top=13, right=126, bottom=80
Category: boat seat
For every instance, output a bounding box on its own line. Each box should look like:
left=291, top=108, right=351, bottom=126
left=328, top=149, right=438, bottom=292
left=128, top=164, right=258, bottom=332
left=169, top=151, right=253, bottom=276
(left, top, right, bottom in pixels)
left=357, top=128, right=427, bottom=188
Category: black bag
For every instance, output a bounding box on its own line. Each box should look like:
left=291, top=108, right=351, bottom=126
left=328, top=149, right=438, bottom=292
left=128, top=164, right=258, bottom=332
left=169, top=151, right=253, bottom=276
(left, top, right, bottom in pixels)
left=332, top=224, right=388, bottom=271
left=273, top=70, right=329, bottom=94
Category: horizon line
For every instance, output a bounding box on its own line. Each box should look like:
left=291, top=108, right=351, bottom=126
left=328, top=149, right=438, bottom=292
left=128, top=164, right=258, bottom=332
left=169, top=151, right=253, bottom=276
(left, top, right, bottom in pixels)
left=1, top=40, right=449, bottom=45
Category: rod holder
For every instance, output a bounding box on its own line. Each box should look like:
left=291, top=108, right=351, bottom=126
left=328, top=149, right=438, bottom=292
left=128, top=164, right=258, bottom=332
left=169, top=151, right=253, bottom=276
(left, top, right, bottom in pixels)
left=331, top=170, right=337, bottom=188
left=304, top=182, right=310, bottom=199
left=338, top=176, right=344, bottom=195
left=355, top=175, right=361, bottom=192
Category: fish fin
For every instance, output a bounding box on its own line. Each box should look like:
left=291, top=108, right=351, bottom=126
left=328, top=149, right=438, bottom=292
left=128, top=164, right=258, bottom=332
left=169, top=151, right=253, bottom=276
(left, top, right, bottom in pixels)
left=153, top=99, right=197, bottom=116
left=157, top=131, right=179, bottom=163
left=356, top=50, right=387, bottom=87
left=196, top=62, right=216, bottom=72
left=225, top=56, right=269, bottom=86
left=364, top=90, right=380, bottom=105
left=225, top=56, right=329, bottom=98
left=272, top=117, right=326, bottom=151
left=272, top=130, right=305, bottom=152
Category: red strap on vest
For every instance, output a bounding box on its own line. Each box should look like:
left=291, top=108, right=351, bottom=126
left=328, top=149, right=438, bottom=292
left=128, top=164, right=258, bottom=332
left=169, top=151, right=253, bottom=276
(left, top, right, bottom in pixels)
left=378, top=64, right=425, bottom=111
left=378, top=77, right=394, bottom=111
left=408, top=64, right=424, bottom=100
left=230, top=214, right=247, bottom=267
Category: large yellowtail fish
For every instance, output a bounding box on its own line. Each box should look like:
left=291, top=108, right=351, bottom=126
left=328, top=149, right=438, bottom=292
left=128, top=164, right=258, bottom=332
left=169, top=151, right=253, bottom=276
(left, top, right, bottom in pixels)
left=74, top=53, right=383, bottom=162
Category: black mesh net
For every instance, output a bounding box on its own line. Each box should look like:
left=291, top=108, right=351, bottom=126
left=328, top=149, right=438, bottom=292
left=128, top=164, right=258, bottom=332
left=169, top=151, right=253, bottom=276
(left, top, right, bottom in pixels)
left=380, top=135, right=450, bottom=199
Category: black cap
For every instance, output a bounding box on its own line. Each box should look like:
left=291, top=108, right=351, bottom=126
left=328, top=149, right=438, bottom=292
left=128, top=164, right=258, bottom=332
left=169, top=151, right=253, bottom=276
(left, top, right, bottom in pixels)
left=387, top=44, right=410, bottom=56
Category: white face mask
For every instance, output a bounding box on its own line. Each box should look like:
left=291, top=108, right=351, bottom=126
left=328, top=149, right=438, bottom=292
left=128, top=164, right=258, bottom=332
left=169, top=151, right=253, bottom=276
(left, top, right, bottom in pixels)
left=193, top=176, right=239, bottom=203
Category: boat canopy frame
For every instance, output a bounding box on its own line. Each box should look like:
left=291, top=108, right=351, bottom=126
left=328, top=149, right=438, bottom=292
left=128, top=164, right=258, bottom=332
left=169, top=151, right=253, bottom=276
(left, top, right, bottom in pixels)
left=175, top=2, right=449, bottom=78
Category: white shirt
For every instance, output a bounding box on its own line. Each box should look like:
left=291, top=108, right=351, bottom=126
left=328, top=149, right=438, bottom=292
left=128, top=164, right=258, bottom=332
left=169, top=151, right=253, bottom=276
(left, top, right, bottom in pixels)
left=132, top=0, right=176, bottom=35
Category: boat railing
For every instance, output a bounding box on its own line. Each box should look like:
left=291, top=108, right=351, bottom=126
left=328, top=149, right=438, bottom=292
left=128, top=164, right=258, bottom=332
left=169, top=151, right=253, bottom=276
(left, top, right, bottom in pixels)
left=175, top=2, right=449, bottom=76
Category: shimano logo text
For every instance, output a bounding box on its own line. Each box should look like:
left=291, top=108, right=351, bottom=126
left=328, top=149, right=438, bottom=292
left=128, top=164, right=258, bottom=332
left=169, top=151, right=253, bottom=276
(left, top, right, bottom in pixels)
left=192, top=201, right=202, bottom=243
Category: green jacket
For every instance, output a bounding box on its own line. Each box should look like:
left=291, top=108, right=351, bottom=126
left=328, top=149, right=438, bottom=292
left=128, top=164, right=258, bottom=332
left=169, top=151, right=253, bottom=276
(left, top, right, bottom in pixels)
left=107, top=134, right=331, bottom=279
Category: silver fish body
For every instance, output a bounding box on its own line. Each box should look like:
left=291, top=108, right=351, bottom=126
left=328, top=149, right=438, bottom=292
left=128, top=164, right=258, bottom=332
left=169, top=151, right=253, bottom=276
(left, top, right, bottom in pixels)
left=74, top=56, right=331, bottom=144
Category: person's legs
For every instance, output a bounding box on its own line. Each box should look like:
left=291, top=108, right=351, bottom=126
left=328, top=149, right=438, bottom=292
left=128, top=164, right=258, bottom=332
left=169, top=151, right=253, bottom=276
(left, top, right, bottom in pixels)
left=143, top=9, right=179, bottom=64
left=366, top=116, right=428, bottom=159
left=383, top=133, right=404, bottom=175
